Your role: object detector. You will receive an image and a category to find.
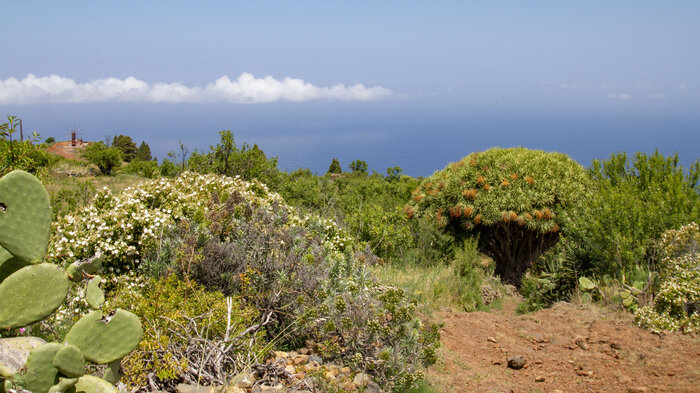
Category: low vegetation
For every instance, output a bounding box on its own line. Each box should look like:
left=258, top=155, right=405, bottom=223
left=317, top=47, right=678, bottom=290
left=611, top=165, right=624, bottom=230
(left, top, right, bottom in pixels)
left=1, top=114, right=698, bottom=393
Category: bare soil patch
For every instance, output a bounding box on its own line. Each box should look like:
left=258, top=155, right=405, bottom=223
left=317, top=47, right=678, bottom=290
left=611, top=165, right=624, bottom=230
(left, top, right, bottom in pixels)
left=427, top=298, right=700, bottom=393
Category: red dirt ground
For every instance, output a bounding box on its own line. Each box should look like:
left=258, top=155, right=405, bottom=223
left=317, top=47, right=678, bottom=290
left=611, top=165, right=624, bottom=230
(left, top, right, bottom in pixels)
left=45, top=141, right=89, bottom=161
left=427, top=299, right=700, bottom=393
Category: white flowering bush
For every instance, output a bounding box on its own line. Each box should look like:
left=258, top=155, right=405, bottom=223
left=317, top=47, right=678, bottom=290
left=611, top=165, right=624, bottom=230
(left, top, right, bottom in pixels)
left=635, top=222, right=700, bottom=334
left=48, top=172, right=289, bottom=271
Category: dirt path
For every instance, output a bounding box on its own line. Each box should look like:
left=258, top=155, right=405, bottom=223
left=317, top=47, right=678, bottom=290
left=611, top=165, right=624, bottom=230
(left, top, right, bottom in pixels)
left=426, top=298, right=700, bottom=393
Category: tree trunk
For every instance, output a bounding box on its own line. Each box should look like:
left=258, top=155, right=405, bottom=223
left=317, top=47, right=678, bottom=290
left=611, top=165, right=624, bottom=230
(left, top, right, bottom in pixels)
left=477, top=223, right=559, bottom=288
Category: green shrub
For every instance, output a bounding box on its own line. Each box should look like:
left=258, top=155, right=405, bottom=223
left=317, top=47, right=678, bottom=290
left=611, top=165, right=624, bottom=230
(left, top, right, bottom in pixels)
left=566, top=151, right=699, bottom=278
left=635, top=222, right=700, bottom=334
left=120, top=159, right=160, bottom=179
left=108, top=275, right=261, bottom=389
left=409, top=147, right=590, bottom=287
left=82, top=142, right=123, bottom=175
left=0, top=115, right=49, bottom=178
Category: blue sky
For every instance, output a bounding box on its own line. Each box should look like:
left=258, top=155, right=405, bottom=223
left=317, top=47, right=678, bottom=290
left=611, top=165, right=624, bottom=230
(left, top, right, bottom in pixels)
left=1, top=1, right=698, bottom=175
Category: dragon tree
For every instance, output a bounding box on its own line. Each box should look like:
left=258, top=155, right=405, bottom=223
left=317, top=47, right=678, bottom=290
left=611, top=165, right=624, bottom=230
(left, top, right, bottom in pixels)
left=407, top=147, right=589, bottom=287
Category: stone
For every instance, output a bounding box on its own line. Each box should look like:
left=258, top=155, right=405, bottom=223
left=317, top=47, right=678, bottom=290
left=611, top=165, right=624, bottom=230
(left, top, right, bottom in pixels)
left=365, top=381, right=383, bottom=393
left=299, top=348, right=309, bottom=355
left=507, top=356, right=526, bottom=370
left=627, top=388, right=648, bottom=393
left=231, top=371, right=255, bottom=388
left=293, top=354, right=309, bottom=365
left=259, top=385, right=285, bottom=393
left=0, top=337, right=46, bottom=377
left=617, top=374, right=632, bottom=384
left=308, top=355, right=323, bottom=364
left=175, top=384, right=221, bottom=393
left=223, top=387, right=246, bottom=393
left=284, top=365, right=296, bottom=374
left=535, top=376, right=545, bottom=382
left=274, top=351, right=289, bottom=359
left=611, top=342, right=622, bottom=350
left=576, top=370, right=593, bottom=377
left=487, top=336, right=498, bottom=343
left=353, top=372, right=372, bottom=388
left=574, top=336, right=589, bottom=350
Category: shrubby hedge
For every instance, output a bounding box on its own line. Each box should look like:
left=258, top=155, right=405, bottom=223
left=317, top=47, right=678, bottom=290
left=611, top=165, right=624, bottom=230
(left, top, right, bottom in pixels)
left=47, top=172, right=438, bottom=391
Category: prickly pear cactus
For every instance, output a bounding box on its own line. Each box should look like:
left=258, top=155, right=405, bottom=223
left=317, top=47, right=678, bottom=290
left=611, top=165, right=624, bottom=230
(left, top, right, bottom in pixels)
left=0, top=264, right=70, bottom=329
left=85, top=276, right=105, bottom=310
left=64, top=309, right=143, bottom=364
left=0, top=170, right=143, bottom=393
left=0, top=170, right=51, bottom=263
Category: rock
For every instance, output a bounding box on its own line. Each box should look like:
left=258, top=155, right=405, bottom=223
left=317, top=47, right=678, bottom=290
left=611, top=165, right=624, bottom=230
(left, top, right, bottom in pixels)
left=535, top=376, right=545, bottom=382
left=507, top=356, right=526, bottom=370
left=299, top=348, right=309, bottom=355
left=0, top=337, right=46, bottom=377
left=617, top=374, right=632, bottom=384
left=231, top=371, right=255, bottom=388
left=576, top=370, right=593, bottom=377
left=308, top=355, right=323, bottom=364
left=293, top=354, right=309, bottom=365
left=175, top=384, right=221, bottom=393
left=343, top=382, right=357, bottom=391
left=274, top=351, right=289, bottom=359
left=223, top=387, right=246, bottom=393
left=304, top=360, right=320, bottom=371
left=259, top=385, right=285, bottom=393
left=627, top=388, right=647, bottom=393
left=353, top=372, right=372, bottom=388
left=365, top=381, right=383, bottom=393
left=340, top=366, right=352, bottom=375
left=611, top=342, right=622, bottom=350
left=487, top=336, right=498, bottom=343
left=575, top=336, right=590, bottom=350
left=284, top=365, right=296, bottom=374
left=492, top=359, right=503, bottom=365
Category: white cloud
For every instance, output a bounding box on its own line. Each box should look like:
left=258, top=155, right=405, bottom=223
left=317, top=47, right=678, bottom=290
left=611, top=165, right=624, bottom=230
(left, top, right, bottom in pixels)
left=608, top=93, right=632, bottom=100
left=0, top=73, right=393, bottom=104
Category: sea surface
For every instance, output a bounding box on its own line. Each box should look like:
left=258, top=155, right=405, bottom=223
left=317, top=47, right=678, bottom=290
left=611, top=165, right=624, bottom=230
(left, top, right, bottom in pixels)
left=6, top=99, right=699, bottom=177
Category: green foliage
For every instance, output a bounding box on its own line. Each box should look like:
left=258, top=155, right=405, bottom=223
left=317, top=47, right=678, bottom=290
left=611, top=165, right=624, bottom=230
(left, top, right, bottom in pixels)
left=107, top=273, right=260, bottom=388
left=44, top=137, right=55, bottom=144
left=119, top=160, right=160, bottom=179
left=386, top=166, right=403, bottom=181
left=327, top=158, right=342, bottom=174
left=0, top=115, right=48, bottom=178
left=409, top=147, right=590, bottom=287
left=566, top=151, right=700, bottom=278
left=187, top=130, right=281, bottom=188
left=635, top=222, right=700, bottom=334
left=111, top=135, right=138, bottom=162
left=159, top=158, right=179, bottom=177
left=134, top=141, right=152, bottom=162
left=349, top=159, right=368, bottom=174
left=81, top=142, right=123, bottom=175
left=347, top=204, right=413, bottom=260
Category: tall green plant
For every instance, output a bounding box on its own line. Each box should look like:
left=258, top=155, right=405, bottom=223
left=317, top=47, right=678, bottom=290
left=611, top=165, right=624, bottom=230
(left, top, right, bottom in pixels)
left=0, top=170, right=143, bottom=393
left=408, top=147, right=590, bottom=287
left=567, top=151, right=700, bottom=277
left=0, top=115, right=48, bottom=178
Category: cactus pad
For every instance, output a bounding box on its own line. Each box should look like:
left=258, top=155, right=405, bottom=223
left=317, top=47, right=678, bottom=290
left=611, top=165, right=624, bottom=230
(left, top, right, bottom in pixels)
left=22, top=343, right=62, bottom=393
left=64, top=309, right=143, bottom=364
left=85, top=276, right=105, bottom=310
left=0, top=264, right=70, bottom=329
left=0, top=170, right=51, bottom=264
left=0, top=247, right=27, bottom=285
left=48, top=377, right=78, bottom=393
left=52, top=345, right=85, bottom=378
left=66, top=255, right=104, bottom=283
left=101, top=359, right=121, bottom=385
left=68, top=375, right=118, bottom=393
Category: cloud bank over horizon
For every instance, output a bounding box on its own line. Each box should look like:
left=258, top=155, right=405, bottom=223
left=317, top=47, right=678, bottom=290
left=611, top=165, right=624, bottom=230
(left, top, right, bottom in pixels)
left=0, top=73, right=393, bottom=104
